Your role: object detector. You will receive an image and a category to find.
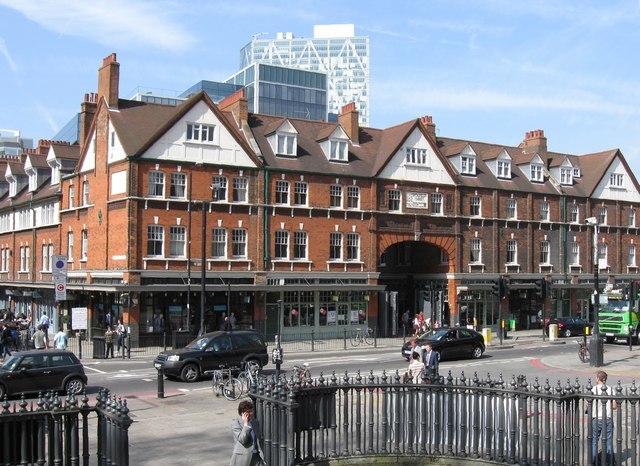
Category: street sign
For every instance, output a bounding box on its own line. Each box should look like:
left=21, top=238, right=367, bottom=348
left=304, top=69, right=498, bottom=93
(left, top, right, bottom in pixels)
left=55, top=281, right=67, bottom=301
left=271, top=347, right=283, bottom=365
left=53, top=255, right=68, bottom=301
left=71, top=307, right=88, bottom=330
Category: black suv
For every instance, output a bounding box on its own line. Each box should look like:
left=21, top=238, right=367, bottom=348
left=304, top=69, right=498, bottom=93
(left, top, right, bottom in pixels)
left=153, top=330, right=268, bottom=382
left=0, top=350, right=87, bottom=399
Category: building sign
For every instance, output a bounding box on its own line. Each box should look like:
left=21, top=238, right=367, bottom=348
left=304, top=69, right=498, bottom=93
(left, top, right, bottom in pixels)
left=71, top=307, right=88, bottom=330
left=53, top=255, right=68, bottom=301
left=406, top=192, right=428, bottom=209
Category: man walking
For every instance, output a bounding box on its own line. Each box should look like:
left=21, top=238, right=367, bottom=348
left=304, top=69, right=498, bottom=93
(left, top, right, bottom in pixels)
left=39, top=311, right=50, bottom=339
left=423, top=343, right=439, bottom=382
left=54, top=327, right=68, bottom=350
left=591, top=370, right=617, bottom=465
left=32, top=325, right=48, bottom=350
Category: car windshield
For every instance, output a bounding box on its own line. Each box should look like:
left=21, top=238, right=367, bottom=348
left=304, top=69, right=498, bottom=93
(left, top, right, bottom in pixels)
left=186, top=336, right=212, bottom=350
left=600, top=300, right=629, bottom=313
left=0, top=354, right=20, bottom=371
left=425, top=329, right=450, bottom=341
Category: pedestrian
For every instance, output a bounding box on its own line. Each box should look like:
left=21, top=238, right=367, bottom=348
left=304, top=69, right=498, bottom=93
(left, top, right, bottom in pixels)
left=32, top=324, right=48, bottom=350
left=153, top=313, right=163, bottom=332
left=229, top=312, right=237, bottom=330
left=104, top=325, right=115, bottom=358
left=115, top=319, right=127, bottom=356
left=405, top=351, right=424, bottom=383
left=39, top=311, right=50, bottom=338
left=105, top=310, right=113, bottom=328
left=223, top=316, right=232, bottom=331
left=1, top=323, right=12, bottom=360
left=413, top=313, right=421, bottom=336
left=591, top=370, right=617, bottom=465
left=423, top=342, right=439, bottom=382
left=54, top=327, right=68, bottom=350
left=230, top=399, right=266, bottom=466
left=408, top=337, right=424, bottom=362
left=401, top=310, right=410, bottom=334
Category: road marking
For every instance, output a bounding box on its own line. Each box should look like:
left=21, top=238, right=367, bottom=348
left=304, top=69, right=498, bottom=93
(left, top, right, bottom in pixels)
left=142, top=378, right=154, bottom=382
left=83, top=366, right=106, bottom=374
left=178, top=388, right=190, bottom=392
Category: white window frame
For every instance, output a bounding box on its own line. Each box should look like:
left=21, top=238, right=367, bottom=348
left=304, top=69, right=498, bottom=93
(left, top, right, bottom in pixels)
left=170, top=172, right=187, bottom=199
left=146, top=225, right=164, bottom=257
left=169, top=226, right=186, bottom=258
left=470, top=238, right=482, bottom=263
left=406, top=147, right=428, bottom=165
left=80, top=231, right=88, bottom=261
left=294, top=182, right=308, bottom=206
left=274, top=230, right=289, bottom=260
left=540, top=241, right=550, bottom=264
left=211, top=176, right=227, bottom=202
left=470, top=196, right=481, bottom=217
left=540, top=201, right=550, bottom=221
left=231, top=229, right=247, bottom=258
left=629, top=244, right=636, bottom=267
left=497, top=160, right=511, bottom=179
left=570, top=204, right=579, bottom=223
left=211, top=228, right=227, bottom=258
left=629, top=209, right=636, bottom=228
left=598, top=206, right=607, bottom=226
left=82, top=181, right=90, bottom=205
left=507, top=198, right=517, bottom=219
left=68, top=185, right=75, bottom=209
left=41, top=244, right=52, bottom=272
left=232, top=177, right=248, bottom=203
left=330, top=185, right=343, bottom=209
left=530, top=164, right=544, bottom=182
left=346, top=233, right=360, bottom=261
left=186, top=122, right=216, bottom=143
left=431, top=192, right=443, bottom=215
left=68, top=232, right=74, bottom=261
left=506, top=240, right=518, bottom=264
left=461, top=156, right=476, bottom=175
left=560, top=167, right=573, bottom=185
left=330, top=140, right=348, bottom=161
left=293, top=231, right=308, bottom=260
left=609, top=173, right=624, bottom=188
left=329, top=232, right=343, bottom=261
left=570, top=242, right=580, bottom=266
left=598, top=242, right=608, bottom=267
left=388, top=189, right=401, bottom=212
left=347, top=185, right=360, bottom=210
left=276, top=132, right=296, bottom=156
left=275, top=180, right=290, bottom=205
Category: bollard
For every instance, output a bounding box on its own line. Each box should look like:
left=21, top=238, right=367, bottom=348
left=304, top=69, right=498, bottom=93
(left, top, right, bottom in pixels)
left=157, top=366, right=165, bottom=398
left=78, top=332, right=83, bottom=360
left=127, top=335, right=131, bottom=359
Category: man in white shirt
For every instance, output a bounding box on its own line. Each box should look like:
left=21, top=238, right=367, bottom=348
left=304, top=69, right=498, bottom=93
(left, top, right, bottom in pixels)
left=591, top=370, right=617, bottom=466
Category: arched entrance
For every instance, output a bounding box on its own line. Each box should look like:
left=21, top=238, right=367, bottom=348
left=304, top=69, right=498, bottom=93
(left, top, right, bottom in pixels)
left=376, top=233, right=457, bottom=336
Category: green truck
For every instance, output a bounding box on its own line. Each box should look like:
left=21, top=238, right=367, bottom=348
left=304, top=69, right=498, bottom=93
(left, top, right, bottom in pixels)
left=597, top=293, right=640, bottom=344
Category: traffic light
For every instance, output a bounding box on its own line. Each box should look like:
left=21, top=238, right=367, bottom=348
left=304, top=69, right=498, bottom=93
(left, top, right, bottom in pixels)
left=632, top=281, right=640, bottom=303
left=535, top=280, right=545, bottom=299
left=491, top=279, right=500, bottom=297
left=502, top=279, right=510, bottom=299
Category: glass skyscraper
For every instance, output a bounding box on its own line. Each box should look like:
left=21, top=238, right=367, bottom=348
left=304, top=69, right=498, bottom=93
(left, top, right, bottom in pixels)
left=239, top=24, right=370, bottom=126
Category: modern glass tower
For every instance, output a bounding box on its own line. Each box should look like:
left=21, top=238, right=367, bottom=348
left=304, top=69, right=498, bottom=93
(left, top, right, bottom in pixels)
left=240, top=24, right=370, bottom=126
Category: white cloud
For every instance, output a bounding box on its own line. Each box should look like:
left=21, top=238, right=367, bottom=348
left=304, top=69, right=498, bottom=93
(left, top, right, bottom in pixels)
left=34, top=100, right=59, bottom=134
left=0, top=0, right=195, bottom=52
left=0, top=36, right=18, bottom=72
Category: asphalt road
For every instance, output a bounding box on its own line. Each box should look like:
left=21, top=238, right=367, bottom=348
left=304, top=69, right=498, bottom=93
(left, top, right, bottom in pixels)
left=83, top=340, right=637, bottom=398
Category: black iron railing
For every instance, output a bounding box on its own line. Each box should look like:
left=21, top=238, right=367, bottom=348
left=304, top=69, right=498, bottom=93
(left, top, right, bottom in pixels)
left=251, top=371, right=640, bottom=465
left=0, top=389, right=132, bottom=465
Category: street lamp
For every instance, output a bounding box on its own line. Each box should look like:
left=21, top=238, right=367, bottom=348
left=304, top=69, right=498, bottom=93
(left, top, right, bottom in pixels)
left=198, top=182, right=218, bottom=336
left=585, top=216, right=604, bottom=367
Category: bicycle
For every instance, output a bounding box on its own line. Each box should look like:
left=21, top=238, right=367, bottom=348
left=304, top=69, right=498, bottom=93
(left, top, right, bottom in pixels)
left=210, top=366, right=244, bottom=401
left=350, top=327, right=374, bottom=347
left=577, top=336, right=590, bottom=363
left=237, top=362, right=262, bottom=394
left=291, top=362, right=311, bottom=382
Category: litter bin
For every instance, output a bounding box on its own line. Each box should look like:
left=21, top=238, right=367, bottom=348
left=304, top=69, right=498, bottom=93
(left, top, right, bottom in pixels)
left=172, top=330, right=192, bottom=349
left=93, top=336, right=106, bottom=359
left=589, top=335, right=604, bottom=367
left=548, top=324, right=558, bottom=341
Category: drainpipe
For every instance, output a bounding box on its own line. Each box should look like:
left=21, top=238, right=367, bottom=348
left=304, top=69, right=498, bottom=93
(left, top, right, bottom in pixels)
left=263, top=167, right=270, bottom=269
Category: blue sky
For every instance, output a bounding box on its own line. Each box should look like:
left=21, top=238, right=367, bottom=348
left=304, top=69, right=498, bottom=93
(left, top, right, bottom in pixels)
left=1, top=0, right=639, bottom=173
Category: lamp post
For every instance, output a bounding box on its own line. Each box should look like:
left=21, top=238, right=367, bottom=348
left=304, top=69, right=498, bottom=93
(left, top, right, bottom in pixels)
left=585, top=216, right=604, bottom=367
left=199, top=201, right=206, bottom=336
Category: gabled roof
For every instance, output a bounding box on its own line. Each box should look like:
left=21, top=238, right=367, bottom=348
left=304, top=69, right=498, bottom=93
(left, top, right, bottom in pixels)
left=24, top=153, right=50, bottom=170
left=49, top=142, right=80, bottom=161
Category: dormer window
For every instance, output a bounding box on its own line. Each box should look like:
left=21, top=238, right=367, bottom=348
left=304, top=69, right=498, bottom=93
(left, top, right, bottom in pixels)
left=609, top=173, right=624, bottom=188
left=461, top=156, right=476, bottom=175
left=8, top=178, right=17, bottom=197
left=51, top=164, right=60, bottom=184
left=330, top=139, right=348, bottom=161
left=497, top=160, right=511, bottom=179
left=573, top=167, right=581, bottom=178
left=186, top=123, right=216, bottom=143
left=28, top=169, right=38, bottom=192
left=276, top=132, right=297, bottom=156
left=530, top=164, right=544, bottom=182
left=560, top=167, right=573, bottom=185
left=406, top=148, right=428, bottom=165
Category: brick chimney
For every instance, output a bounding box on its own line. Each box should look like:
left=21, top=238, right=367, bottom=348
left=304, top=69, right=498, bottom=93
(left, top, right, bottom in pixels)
left=519, top=129, right=547, bottom=156
left=420, top=115, right=436, bottom=140
left=338, top=102, right=359, bottom=145
left=218, top=89, right=248, bottom=126
left=97, top=53, right=119, bottom=109
left=80, top=93, right=98, bottom=145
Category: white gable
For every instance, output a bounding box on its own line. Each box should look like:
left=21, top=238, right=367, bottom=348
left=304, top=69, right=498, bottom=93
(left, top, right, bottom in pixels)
left=461, top=144, right=476, bottom=156
left=267, top=119, right=299, bottom=156
left=107, top=118, right=127, bottom=164
left=79, top=130, right=97, bottom=173
left=378, top=128, right=455, bottom=185
left=141, top=100, right=257, bottom=168
left=592, top=156, right=640, bottom=202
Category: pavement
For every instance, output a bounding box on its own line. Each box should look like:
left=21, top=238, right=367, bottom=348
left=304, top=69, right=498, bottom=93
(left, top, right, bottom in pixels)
left=115, top=329, right=639, bottom=466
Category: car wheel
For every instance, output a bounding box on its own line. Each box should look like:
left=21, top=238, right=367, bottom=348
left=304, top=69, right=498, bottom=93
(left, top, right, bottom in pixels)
left=180, top=363, right=200, bottom=383
left=471, top=346, right=483, bottom=359
left=65, top=378, right=85, bottom=395
left=564, top=329, right=572, bottom=338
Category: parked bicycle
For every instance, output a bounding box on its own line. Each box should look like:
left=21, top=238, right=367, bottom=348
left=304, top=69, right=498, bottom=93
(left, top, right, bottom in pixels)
left=237, top=361, right=262, bottom=394
left=577, top=335, right=590, bottom=363
left=209, top=366, right=243, bottom=401
left=350, top=327, right=374, bottom=347
left=291, top=362, right=311, bottom=382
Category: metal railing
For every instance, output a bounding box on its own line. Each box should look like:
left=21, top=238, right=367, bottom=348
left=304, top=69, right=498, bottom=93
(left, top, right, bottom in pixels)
left=251, top=371, right=640, bottom=465
left=0, top=389, right=132, bottom=465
